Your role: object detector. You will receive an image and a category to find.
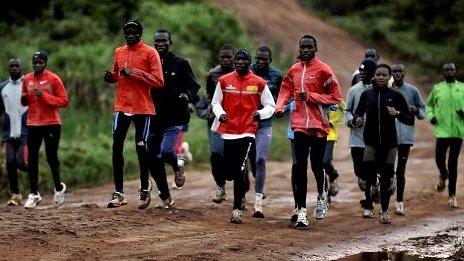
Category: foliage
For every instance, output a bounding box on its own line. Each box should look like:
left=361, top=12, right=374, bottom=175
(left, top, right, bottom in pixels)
left=299, top=0, right=464, bottom=85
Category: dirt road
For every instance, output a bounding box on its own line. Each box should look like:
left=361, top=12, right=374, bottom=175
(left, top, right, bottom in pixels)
left=1, top=1, right=463, bottom=260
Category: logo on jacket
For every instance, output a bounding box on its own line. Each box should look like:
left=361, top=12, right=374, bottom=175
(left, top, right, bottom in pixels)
left=226, top=84, right=236, bottom=90
left=39, top=80, right=47, bottom=85
left=246, top=85, right=258, bottom=92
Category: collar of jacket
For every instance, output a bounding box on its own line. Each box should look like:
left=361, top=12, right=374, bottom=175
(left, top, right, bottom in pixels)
left=299, top=57, right=318, bottom=66
left=126, top=40, right=144, bottom=50
left=9, top=75, right=24, bottom=84
left=233, top=69, right=252, bottom=78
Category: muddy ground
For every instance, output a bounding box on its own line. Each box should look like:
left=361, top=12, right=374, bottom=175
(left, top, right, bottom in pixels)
left=0, top=135, right=463, bottom=260
left=1, top=1, right=463, bottom=260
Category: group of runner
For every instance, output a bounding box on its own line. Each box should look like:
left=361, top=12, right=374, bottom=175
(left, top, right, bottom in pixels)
left=1, top=20, right=463, bottom=229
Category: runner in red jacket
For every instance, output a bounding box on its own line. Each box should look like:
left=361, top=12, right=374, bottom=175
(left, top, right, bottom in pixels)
left=275, top=35, right=342, bottom=228
left=103, top=20, right=164, bottom=209
left=211, top=49, right=275, bottom=224
left=21, top=51, right=69, bottom=209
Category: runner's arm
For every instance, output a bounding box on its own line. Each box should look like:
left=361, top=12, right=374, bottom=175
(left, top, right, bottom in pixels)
left=257, top=84, right=276, bottom=120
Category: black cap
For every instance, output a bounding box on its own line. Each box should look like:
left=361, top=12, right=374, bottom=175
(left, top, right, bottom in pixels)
left=123, top=20, right=143, bottom=34
left=234, top=48, right=251, bottom=63
left=359, top=59, right=376, bottom=74
left=32, top=51, right=48, bottom=62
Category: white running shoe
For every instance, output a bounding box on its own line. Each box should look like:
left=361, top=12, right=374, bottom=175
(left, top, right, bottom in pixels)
left=290, top=208, right=299, bottom=223
left=314, top=195, right=328, bottom=220
left=7, top=193, right=22, bottom=206
left=54, top=182, right=66, bottom=206
left=294, top=208, right=309, bottom=229
left=252, top=193, right=264, bottom=218
left=449, top=196, right=458, bottom=208
left=379, top=211, right=392, bottom=224
left=363, top=208, right=374, bottom=218
left=212, top=186, right=227, bottom=203
left=394, top=201, right=405, bottom=215
left=24, top=193, right=42, bottom=209
left=107, top=192, right=127, bottom=208
left=230, top=209, right=243, bottom=224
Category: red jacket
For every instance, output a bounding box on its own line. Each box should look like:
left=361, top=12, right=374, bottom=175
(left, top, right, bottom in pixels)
left=211, top=71, right=275, bottom=137
left=111, top=41, right=164, bottom=115
left=21, top=70, right=69, bottom=126
left=276, top=58, right=342, bottom=136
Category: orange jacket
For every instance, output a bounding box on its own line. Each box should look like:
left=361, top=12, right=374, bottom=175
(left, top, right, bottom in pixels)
left=111, top=41, right=164, bottom=115
left=276, top=58, right=342, bottom=136
left=21, top=70, right=69, bottom=126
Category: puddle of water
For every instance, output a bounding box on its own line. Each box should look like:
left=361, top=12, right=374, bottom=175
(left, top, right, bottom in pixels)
left=337, top=250, right=439, bottom=260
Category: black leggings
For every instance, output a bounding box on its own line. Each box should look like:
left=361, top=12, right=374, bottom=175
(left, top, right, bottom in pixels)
left=112, top=112, right=150, bottom=193
left=27, top=125, right=62, bottom=194
left=363, top=145, right=397, bottom=211
left=5, top=139, right=28, bottom=194
left=147, top=129, right=171, bottom=201
left=396, top=144, right=411, bottom=202
left=435, top=138, right=463, bottom=196
left=351, top=147, right=365, bottom=180
left=292, top=132, right=326, bottom=209
left=223, top=137, right=253, bottom=210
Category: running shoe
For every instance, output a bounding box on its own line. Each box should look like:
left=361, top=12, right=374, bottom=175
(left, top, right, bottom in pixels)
left=394, top=201, right=405, bottom=215
left=107, top=192, right=127, bottom=208
left=436, top=176, right=447, bottom=192
left=294, top=208, right=309, bottom=229
left=7, top=193, right=22, bottom=206
left=156, top=197, right=175, bottom=209
left=54, top=182, right=66, bottom=206
left=449, top=196, right=458, bottom=208
left=290, top=208, right=299, bottom=223
left=314, top=195, right=328, bottom=220
left=230, top=209, right=243, bottom=224
left=174, top=166, right=186, bottom=188
left=363, top=208, right=374, bottom=218
left=137, top=189, right=151, bottom=210
left=252, top=193, right=264, bottom=218
left=379, top=211, right=392, bottom=224
left=212, top=186, right=227, bottom=204
left=24, top=193, right=42, bottom=209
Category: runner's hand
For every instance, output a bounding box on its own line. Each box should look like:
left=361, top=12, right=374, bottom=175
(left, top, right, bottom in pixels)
left=386, top=106, right=398, bottom=116
left=120, top=67, right=131, bottom=76
left=355, top=117, right=364, bottom=127
left=252, top=111, right=260, bottom=121
left=34, top=89, right=42, bottom=97
left=430, top=117, right=437, bottom=125
left=219, top=114, right=227, bottom=123
left=410, top=106, right=419, bottom=115
left=298, top=92, right=307, bottom=101
left=103, top=69, right=114, bottom=83
left=275, top=111, right=284, bottom=118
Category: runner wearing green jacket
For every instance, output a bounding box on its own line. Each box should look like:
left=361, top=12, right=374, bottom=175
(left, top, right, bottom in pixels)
left=426, top=63, right=464, bottom=208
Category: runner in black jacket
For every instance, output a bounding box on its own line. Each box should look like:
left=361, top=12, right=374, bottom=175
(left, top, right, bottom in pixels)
left=354, top=64, right=413, bottom=224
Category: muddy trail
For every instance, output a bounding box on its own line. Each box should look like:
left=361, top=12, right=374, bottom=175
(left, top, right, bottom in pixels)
left=1, top=1, right=463, bottom=260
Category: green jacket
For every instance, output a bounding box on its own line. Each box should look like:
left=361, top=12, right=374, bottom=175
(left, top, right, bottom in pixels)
left=426, top=80, right=464, bottom=138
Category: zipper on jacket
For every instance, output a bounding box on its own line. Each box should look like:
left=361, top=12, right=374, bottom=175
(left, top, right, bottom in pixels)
left=128, top=51, right=133, bottom=114
left=301, top=63, right=309, bottom=129
left=378, top=91, right=382, bottom=145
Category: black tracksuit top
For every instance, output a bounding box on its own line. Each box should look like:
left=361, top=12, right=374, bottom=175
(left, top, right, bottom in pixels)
left=354, top=86, right=413, bottom=148
left=150, top=52, right=200, bottom=129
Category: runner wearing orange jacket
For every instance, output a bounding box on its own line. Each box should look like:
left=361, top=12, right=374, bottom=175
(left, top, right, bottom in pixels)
left=275, top=35, right=342, bottom=228
left=21, top=51, right=69, bottom=209
left=104, top=20, right=164, bottom=209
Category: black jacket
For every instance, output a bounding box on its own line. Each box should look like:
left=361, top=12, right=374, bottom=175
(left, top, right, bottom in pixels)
left=354, top=86, right=413, bottom=148
left=151, top=52, right=200, bottom=129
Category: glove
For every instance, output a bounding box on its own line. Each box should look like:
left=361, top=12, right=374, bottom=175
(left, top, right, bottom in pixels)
left=252, top=111, right=260, bottom=121
left=219, top=114, right=227, bottom=123
left=457, top=109, right=464, bottom=118
left=275, top=111, right=284, bottom=118
left=430, top=117, right=437, bottom=125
